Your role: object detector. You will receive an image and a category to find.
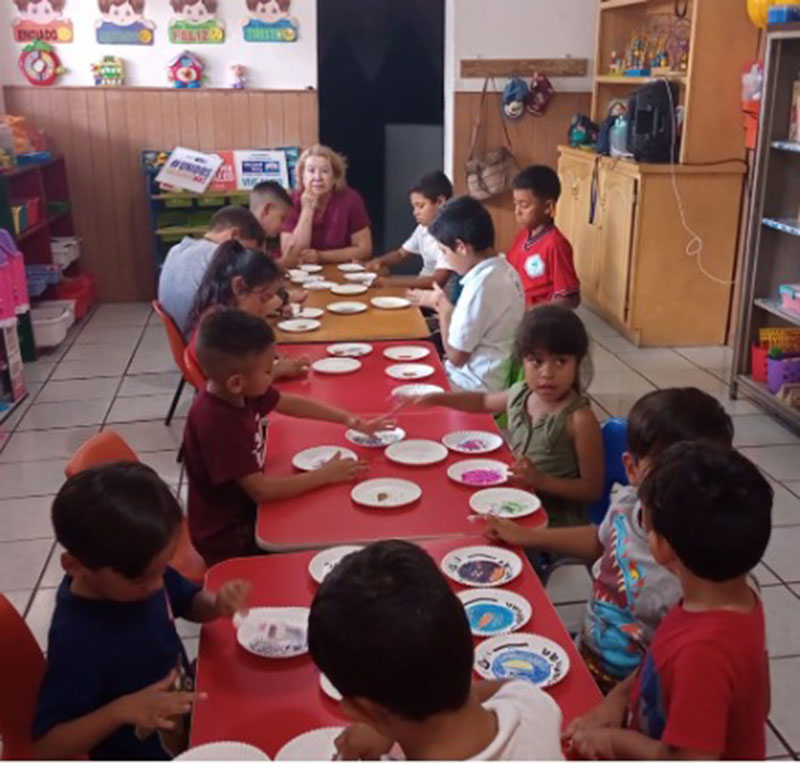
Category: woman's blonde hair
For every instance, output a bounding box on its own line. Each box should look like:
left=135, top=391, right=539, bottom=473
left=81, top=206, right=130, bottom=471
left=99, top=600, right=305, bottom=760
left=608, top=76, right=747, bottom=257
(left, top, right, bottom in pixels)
left=295, top=145, right=348, bottom=193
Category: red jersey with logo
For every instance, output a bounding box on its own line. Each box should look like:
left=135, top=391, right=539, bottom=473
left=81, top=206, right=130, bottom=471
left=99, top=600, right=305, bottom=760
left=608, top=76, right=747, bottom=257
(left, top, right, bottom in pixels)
left=507, top=223, right=580, bottom=307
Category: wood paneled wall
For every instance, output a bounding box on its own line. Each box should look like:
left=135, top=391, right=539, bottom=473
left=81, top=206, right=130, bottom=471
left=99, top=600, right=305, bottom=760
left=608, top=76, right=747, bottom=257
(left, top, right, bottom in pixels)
left=3, top=87, right=319, bottom=302
left=453, top=91, right=591, bottom=253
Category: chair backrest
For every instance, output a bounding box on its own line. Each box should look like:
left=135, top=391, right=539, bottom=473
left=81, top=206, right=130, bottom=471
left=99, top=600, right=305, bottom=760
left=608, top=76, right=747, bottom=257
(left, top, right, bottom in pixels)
left=588, top=417, right=629, bottom=525
left=0, top=594, right=46, bottom=760
left=64, top=430, right=139, bottom=479
left=183, top=345, right=207, bottom=391
left=152, top=300, right=189, bottom=376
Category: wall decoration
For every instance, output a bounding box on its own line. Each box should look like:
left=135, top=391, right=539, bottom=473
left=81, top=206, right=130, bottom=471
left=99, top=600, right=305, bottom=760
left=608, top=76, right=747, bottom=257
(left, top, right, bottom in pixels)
left=155, top=147, right=224, bottom=193
left=96, top=0, right=155, bottom=45
left=18, top=39, right=66, bottom=87
left=12, top=0, right=73, bottom=44
left=229, top=64, right=247, bottom=89
left=167, top=51, right=205, bottom=88
left=91, top=55, right=125, bottom=86
left=168, top=0, right=225, bottom=44
left=234, top=149, right=289, bottom=189
left=242, top=0, right=299, bottom=43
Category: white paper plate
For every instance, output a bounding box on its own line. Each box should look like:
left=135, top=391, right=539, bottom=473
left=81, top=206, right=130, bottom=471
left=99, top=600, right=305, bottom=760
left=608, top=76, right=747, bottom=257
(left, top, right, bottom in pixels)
left=319, top=673, right=343, bottom=701
left=304, top=280, right=336, bottom=291
left=176, top=742, right=269, bottom=761
left=277, top=318, right=321, bottom=333
left=326, top=342, right=373, bottom=357
left=338, top=263, right=366, bottom=272
left=291, top=306, right=323, bottom=320
left=391, top=383, right=446, bottom=398
left=385, top=439, right=448, bottom=466
left=345, top=427, right=406, bottom=448
left=440, top=545, right=523, bottom=588
left=331, top=283, right=368, bottom=296
left=469, top=488, right=542, bottom=519
left=386, top=363, right=435, bottom=380
left=371, top=296, right=411, bottom=310
left=344, top=272, right=377, bottom=284
left=308, top=545, right=364, bottom=584
left=458, top=589, right=533, bottom=638
left=311, top=357, right=362, bottom=375
left=474, top=633, right=570, bottom=688
left=235, top=607, right=309, bottom=659
left=275, top=727, right=345, bottom=761
left=327, top=301, right=368, bottom=315
left=287, top=269, right=309, bottom=281
left=447, top=459, right=509, bottom=487
left=292, top=445, right=358, bottom=472
left=383, top=345, right=431, bottom=361
left=299, top=264, right=323, bottom=273
left=351, top=478, right=422, bottom=508
left=442, top=430, right=504, bottom=455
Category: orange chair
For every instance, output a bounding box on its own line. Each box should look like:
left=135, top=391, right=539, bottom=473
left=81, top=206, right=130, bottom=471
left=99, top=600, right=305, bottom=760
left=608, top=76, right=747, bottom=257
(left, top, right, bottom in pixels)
left=0, top=594, right=46, bottom=760
left=64, top=430, right=207, bottom=585
left=183, top=344, right=207, bottom=391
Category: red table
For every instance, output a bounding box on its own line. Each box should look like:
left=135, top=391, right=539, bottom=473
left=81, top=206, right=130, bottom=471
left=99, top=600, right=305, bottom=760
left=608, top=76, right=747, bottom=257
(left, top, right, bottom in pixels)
left=256, top=409, right=547, bottom=551
left=275, top=340, right=449, bottom=413
left=190, top=537, right=602, bottom=757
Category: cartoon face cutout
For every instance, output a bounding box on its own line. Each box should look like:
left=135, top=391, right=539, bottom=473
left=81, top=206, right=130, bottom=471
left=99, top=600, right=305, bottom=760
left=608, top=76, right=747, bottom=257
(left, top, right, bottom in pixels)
left=250, top=0, right=287, bottom=23
left=176, top=0, right=213, bottom=23
left=100, top=0, right=141, bottom=26
left=16, top=0, right=63, bottom=24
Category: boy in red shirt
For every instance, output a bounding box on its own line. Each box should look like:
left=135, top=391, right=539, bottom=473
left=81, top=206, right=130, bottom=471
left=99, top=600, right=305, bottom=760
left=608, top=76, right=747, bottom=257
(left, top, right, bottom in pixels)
left=507, top=165, right=580, bottom=309
left=565, top=443, right=772, bottom=760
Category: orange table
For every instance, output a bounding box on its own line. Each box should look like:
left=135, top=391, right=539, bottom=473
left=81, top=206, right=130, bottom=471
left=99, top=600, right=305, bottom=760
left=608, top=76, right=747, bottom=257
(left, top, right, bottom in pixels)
left=190, top=537, right=602, bottom=757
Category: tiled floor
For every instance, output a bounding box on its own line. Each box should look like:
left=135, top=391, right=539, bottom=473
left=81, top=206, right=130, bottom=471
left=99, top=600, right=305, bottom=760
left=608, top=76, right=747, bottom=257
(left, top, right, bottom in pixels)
left=1, top=302, right=799, bottom=757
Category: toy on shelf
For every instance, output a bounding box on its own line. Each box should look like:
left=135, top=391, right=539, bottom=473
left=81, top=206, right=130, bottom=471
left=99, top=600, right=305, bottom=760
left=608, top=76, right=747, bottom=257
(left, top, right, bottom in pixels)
left=0, top=126, right=16, bottom=171
left=18, top=40, right=66, bottom=87
left=610, top=15, right=692, bottom=79
left=609, top=51, right=624, bottom=76
left=167, top=51, right=205, bottom=88
left=625, top=34, right=651, bottom=77
left=229, top=63, right=247, bottom=89
left=91, top=55, right=125, bottom=86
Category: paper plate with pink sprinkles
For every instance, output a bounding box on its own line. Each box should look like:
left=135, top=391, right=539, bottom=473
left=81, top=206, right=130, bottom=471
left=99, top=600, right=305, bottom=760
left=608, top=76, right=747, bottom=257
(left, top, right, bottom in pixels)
left=447, top=459, right=509, bottom=487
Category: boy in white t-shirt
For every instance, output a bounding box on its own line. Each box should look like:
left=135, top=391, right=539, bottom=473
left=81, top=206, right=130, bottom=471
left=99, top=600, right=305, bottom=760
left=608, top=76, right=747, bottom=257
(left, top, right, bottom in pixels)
left=308, top=541, right=564, bottom=761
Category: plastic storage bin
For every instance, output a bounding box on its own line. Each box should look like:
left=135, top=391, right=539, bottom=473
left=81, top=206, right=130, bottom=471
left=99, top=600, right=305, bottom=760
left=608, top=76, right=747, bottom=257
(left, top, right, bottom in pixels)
left=767, top=354, right=800, bottom=393
left=31, top=304, right=73, bottom=348
left=45, top=272, right=96, bottom=319
left=51, top=237, right=80, bottom=270
left=25, top=264, right=60, bottom=298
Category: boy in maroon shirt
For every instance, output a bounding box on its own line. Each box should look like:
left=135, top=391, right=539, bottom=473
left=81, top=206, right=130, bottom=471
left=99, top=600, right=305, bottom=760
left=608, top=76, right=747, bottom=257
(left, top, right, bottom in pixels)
left=507, top=165, right=580, bottom=309
left=183, top=307, right=387, bottom=566
left=565, top=443, right=772, bottom=760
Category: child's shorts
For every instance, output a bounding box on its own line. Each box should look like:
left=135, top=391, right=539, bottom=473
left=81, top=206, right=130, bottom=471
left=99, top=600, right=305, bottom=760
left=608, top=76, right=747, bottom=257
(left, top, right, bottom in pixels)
left=578, top=641, right=625, bottom=695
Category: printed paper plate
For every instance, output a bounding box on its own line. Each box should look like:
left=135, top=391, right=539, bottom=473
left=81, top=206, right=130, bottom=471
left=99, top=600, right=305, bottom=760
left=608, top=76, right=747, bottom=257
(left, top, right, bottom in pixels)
left=473, top=633, right=570, bottom=688
left=390, top=383, right=445, bottom=398
left=304, top=280, right=336, bottom=291
left=338, top=263, right=366, bottom=272
left=385, top=439, right=448, bottom=466
left=383, top=345, right=431, bottom=361
left=371, top=296, right=411, bottom=310
left=326, top=342, right=373, bottom=357
left=351, top=478, right=422, bottom=508
left=447, top=459, right=509, bottom=487
left=299, top=264, right=323, bottom=273
left=345, top=427, right=406, bottom=448
left=442, top=430, right=504, bottom=455
left=176, top=742, right=269, bottom=760
left=344, top=272, right=377, bottom=284
left=386, top=363, right=435, bottom=380
left=331, top=283, right=368, bottom=296
left=275, top=727, right=345, bottom=761
left=440, top=545, right=522, bottom=588
left=319, top=673, right=343, bottom=701
left=291, top=306, right=324, bottom=320
left=308, top=545, right=364, bottom=584
left=469, top=488, right=542, bottom=519
left=327, top=301, right=368, bottom=315
left=292, top=445, right=358, bottom=472
left=277, top=318, right=321, bottom=333
left=458, top=589, right=533, bottom=637
left=311, top=357, right=362, bottom=375
left=235, top=607, right=309, bottom=659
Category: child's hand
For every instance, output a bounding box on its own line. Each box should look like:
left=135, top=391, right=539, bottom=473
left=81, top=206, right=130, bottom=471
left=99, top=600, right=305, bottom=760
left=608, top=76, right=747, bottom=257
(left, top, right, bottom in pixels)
left=113, top=671, right=204, bottom=731
left=348, top=415, right=395, bottom=436
left=214, top=579, right=251, bottom=618
left=299, top=249, right=320, bottom=264
left=275, top=356, right=311, bottom=380
left=318, top=452, right=368, bottom=484
left=365, top=260, right=384, bottom=274
left=334, top=723, right=394, bottom=761
left=288, top=288, right=308, bottom=304
left=430, top=283, right=452, bottom=313
left=568, top=727, right=617, bottom=760
left=509, top=457, right=542, bottom=489
left=483, top=515, right=531, bottom=547
left=406, top=288, right=439, bottom=310
left=563, top=698, right=627, bottom=741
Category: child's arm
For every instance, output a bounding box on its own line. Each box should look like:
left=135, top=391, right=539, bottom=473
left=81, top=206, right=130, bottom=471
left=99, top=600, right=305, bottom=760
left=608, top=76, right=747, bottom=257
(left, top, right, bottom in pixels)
left=380, top=267, right=451, bottom=291
left=408, top=389, right=508, bottom=415
left=484, top=521, right=603, bottom=562
left=571, top=728, right=715, bottom=761
left=436, top=288, right=469, bottom=367
left=188, top=580, right=251, bottom=623
left=365, top=247, right=412, bottom=272
left=314, top=228, right=373, bottom=264
left=276, top=393, right=389, bottom=434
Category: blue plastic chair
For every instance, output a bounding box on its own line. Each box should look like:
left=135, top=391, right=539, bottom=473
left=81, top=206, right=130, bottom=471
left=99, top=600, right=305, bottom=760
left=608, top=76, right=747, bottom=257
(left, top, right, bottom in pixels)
left=588, top=417, right=629, bottom=525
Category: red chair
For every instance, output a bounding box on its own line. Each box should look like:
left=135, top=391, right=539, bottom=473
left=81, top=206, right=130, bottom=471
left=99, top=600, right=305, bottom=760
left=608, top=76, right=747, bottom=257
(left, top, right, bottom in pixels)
left=0, top=594, right=46, bottom=760
left=65, top=431, right=207, bottom=585
left=183, top=344, right=207, bottom=391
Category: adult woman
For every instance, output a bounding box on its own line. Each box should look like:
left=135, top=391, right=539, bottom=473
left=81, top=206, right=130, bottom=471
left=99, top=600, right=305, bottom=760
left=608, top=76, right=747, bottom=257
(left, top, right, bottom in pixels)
left=281, top=145, right=373, bottom=264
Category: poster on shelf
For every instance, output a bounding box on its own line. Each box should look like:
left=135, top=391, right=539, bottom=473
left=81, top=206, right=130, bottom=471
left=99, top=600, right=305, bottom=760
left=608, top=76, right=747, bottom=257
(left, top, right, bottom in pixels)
left=96, top=0, right=155, bottom=45
left=155, top=147, right=224, bottom=194
left=12, top=0, right=74, bottom=44
left=169, top=0, right=225, bottom=44
left=234, top=150, right=289, bottom=189
left=242, top=0, right=299, bottom=42
left=207, top=151, right=237, bottom=193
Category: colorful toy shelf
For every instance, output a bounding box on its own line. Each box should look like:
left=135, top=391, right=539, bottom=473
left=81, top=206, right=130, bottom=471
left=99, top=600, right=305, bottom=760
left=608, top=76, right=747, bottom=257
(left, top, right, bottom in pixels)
left=755, top=298, right=800, bottom=329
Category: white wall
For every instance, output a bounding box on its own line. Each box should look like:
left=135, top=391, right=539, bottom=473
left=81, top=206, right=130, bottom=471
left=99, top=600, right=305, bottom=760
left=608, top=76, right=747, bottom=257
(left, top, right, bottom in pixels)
left=0, top=1, right=317, bottom=90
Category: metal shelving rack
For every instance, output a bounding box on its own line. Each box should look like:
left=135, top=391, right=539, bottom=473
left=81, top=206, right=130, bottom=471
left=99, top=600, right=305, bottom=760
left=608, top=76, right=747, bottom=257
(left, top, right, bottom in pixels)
left=732, top=23, right=800, bottom=430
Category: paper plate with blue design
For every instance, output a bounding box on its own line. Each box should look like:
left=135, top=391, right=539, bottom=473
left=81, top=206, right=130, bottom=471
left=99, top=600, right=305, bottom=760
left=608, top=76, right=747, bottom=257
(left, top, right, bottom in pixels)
left=458, top=589, right=532, bottom=637
left=474, top=633, right=570, bottom=688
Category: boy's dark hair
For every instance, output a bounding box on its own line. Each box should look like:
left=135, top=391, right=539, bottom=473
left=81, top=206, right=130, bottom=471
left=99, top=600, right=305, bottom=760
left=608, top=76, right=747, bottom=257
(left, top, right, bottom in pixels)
left=627, top=388, right=734, bottom=463
left=513, top=165, right=561, bottom=202
left=52, top=462, right=182, bottom=580
left=250, top=180, right=293, bottom=209
left=410, top=171, right=453, bottom=203
left=208, top=206, right=265, bottom=246
left=429, top=196, right=494, bottom=252
left=308, top=540, right=474, bottom=721
left=640, top=443, right=772, bottom=582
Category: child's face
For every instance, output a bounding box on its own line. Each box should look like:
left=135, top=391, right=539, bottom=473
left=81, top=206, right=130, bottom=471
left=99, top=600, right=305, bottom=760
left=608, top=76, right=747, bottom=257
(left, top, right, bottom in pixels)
left=303, top=156, right=335, bottom=197
left=513, top=189, right=554, bottom=231
left=523, top=350, right=578, bottom=402
left=103, top=0, right=141, bottom=25
left=20, top=0, right=61, bottom=23
left=437, top=241, right=472, bottom=275
left=179, top=0, right=211, bottom=23
left=233, top=281, right=280, bottom=322
left=258, top=201, right=292, bottom=238
left=233, top=346, right=276, bottom=398
left=409, top=192, right=443, bottom=229
left=252, top=0, right=282, bottom=23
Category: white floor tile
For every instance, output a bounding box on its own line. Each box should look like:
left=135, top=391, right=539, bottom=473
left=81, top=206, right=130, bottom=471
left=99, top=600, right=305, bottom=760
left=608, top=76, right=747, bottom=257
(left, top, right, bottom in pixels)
left=0, top=426, right=97, bottom=463
left=589, top=393, right=646, bottom=419
left=4, top=589, right=32, bottom=616
left=589, top=344, right=630, bottom=375
left=768, top=479, right=800, bottom=528
left=734, top=416, right=800, bottom=448
left=588, top=371, right=656, bottom=397
left=756, top=563, right=783, bottom=587
left=0, top=393, right=37, bottom=433
left=711, top=391, right=763, bottom=417
left=18, top=399, right=111, bottom=431
left=592, top=334, right=640, bottom=355
left=26, top=586, right=58, bottom=651
left=127, top=354, right=178, bottom=375
left=0, top=538, right=53, bottom=591
left=40, top=544, right=64, bottom=588
left=763, top=587, right=800, bottom=658
left=36, top=377, right=120, bottom=404
left=118, top=372, right=182, bottom=398
left=90, top=303, right=152, bottom=326
left=0, top=459, right=67, bottom=499
left=141, top=449, right=184, bottom=486
left=764, top=527, right=800, bottom=583
left=741, top=446, right=800, bottom=482
left=62, top=343, right=134, bottom=364
left=633, top=367, right=729, bottom=395
left=767, top=725, right=792, bottom=758
left=674, top=346, right=733, bottom=371
left=51, top=356, right=130, bottom=380
left=769, top=657, right=800, bottom=751
left=0, top=496, right=54, bottom=541
left=104, top=419, right=186, bottom=453
left=545, top=563, right=592, bottom=605
left=23, top=360, right=57, bottom=384
left=106, top=393, right=191, bottom=424
left=616, top=348, right=697, bottom=374
left=75, top=324, right=144, bottom=345
left=785, top=482, right=800, bottom=501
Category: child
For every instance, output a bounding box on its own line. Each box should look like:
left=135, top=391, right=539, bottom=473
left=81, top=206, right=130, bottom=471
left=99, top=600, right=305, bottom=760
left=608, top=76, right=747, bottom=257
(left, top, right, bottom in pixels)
left=33, top=462, right=250, bottom=760
left=507, top=166, right=580, bottom=310
left=486, top=387, right=734, bottom=693
left=365, top=171, right=454, bottom=289
left=158, top=205, right=265, bottom=336
left=566, top=443, right=772, bottom=760
left=410, top=305, right=602, bottom=526
left=249, top=180, right=294, bottom=264
left=309, top=540, right=564, bottom=760
left=408, top=196, right=525, bottom=393
left=183, top=307, right=388, bottom=566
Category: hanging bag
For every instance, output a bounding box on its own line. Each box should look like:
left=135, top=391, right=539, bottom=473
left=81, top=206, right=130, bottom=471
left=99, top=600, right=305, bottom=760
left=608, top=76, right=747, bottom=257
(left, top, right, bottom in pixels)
left=466, top=78, right=518, bottom=200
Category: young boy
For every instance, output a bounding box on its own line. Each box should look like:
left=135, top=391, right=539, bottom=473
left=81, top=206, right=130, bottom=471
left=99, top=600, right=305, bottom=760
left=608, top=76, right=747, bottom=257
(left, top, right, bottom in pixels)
left=507, top=165, right=580, bottom=310
left=183, top=307, right=387, bottom=566
left=486, top=387, right=734, bottom=694
left=33, top=462, right=250, bottom=760
left=410, top=196, right=525, bottom=392
left=365, top=171, right=454, bottom=289
left=249, top=180, right=294, bottom=264
left=158, top=205, right=265, bottom=336
left=309, top=540, right=564, bottom=760
left=566, top=443, right=772, bottom=760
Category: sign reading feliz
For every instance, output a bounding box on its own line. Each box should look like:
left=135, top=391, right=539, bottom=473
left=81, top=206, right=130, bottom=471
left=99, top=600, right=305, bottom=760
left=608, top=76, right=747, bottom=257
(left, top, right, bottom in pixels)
left=12, top=0, right=74, bottom=44
left=96, top=0, right=155, bottom=45
left=242, top=0, right=299, bottom=42
left=168, top=0, right=225, bottom=44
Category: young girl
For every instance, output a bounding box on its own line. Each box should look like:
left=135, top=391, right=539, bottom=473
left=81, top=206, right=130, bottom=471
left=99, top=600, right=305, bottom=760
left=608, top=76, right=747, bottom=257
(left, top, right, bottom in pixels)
left=412, top=305, right=604, bottom=526
left=188, top=241, right=309, bottom=381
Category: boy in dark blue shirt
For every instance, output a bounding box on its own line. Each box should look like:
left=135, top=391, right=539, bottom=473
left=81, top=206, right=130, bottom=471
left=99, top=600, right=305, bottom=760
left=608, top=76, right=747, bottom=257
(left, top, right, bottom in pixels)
left=33, top=462, right=250, bottom=760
